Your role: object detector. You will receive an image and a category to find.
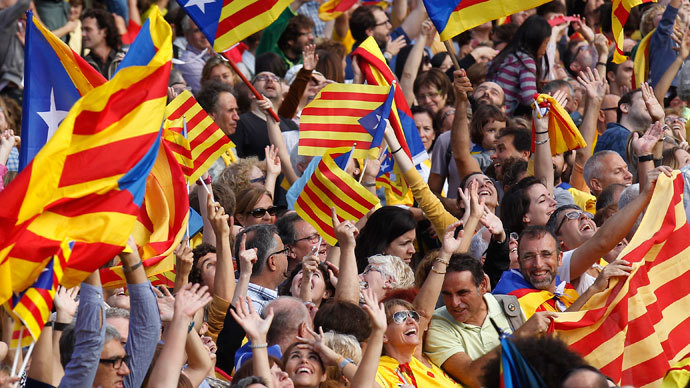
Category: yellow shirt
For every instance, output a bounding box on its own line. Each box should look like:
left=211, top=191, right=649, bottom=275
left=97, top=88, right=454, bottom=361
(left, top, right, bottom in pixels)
left=375, top=355, right=463, bottom=388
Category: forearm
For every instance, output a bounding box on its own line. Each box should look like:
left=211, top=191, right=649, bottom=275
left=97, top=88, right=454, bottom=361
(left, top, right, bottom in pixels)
left=655, top=56, right=683, bottom=104
left=264, top=173, right=278, bottom=199
left=51, top=24, right=72, bottom=38
left=250, top=338, right=274, bottom=388
left=400, top=35, right=427, bottom=106
left=232, top=272, right=252, bottom=306
left=125, top=282, right=161, bottom=388
left=400, top=0, right=425, bottom=39
left=147, top=317, right=189, bottom=388
left=566, top=287, right=597, bottom=312
left=299, top=273, right=313, bottom=302
left=173, top=269, right=190, bottom=294
left=278, top=68, right=311, bottom=119
left=127, top=0, right=140, bottom=27
left=181, top=330, right=213, bottom=387
left=266, top=119, right=299, bottom=184
left=443, top=349, right=499, bottom=388
left=28, top=326, right=53, bottom=384
left=451, top=100, right=481, bottom=178
left=334, top=243, right=359, bottom=303
left=214, top=231, right=235, bottom=300
left=533, top=123, right=554, bottom=193
left=637, top=160, right=654, bottom=190
left=575, top=96, right=602, bottom=166
left=199, top=186, right=216, bottom=246
left=390, top=0, right=406, bottom=28
left=121, top=250, right=147, bottom=285
left=347, top=329, right=384, bottom=388
left=413, top=254, right=448, bottom=332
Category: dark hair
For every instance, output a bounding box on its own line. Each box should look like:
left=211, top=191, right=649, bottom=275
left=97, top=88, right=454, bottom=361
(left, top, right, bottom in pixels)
left=190, top=243, right=217, bottom=284
left=500, top=157, right=529, bottom=190
left=349, top=6, right=380, bottom=43
left=232, top=355, right=283, bottom=383
left=278, top=261, right=335, bottom=301
left=536, top=0, right=566, bottom=17
left=481, top=335, right=587, bottom=388
left=470, top=104, right=506, bottom=146
left=235, top=224, right=279, bottom=275
left=82, top=8, right=121, bottom=50
left=254, top=52, right=287, bottom=78
left=500, top=176, right=544, bottom=235
left=492, top=23, right=518, bottom=47
left=616, top=89, right=640, bottom=123
left=497, top=126, right=532, bottom=153
left=446, top=253, right=484, bottom=287
left=545, top=204, right=582, bottom=235
left=275, top=212, right=303, bottom=247
left=355, top=206, right=416, bottom=272
left=277, top=14, right=314, bottom=52
left=235, top=186, right=273, bottom=222
left=488, top=15, right=551, bottom=82
left=283, top=342, right=325, bottom=372
left=596, top=183, right=627, bottom=211
left=232, top=376, right=268, bottom=388
left=313, top=300, right=372, bottom=342
left=541, top=79, right=572, bottom=96
left=201, top=56, right=234, bottom=86
left=413, top=68, right=455, bottom=107
left=518, top=225, right=560, bottom=256
left=197, top=81, right=236, bottom=116
left=315, top=48, right=345, bottom=83
left=430, top=52, right=450, bottom=69
left=395, top=45, right=430, bottom=80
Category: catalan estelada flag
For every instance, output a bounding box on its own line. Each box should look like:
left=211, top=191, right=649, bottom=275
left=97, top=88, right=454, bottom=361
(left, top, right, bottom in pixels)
left=531, top=94, right=586, bottom=155
left=633, top=29, right=654, bottom=89
left=612, top=0, right=657, bottom=64
left=177, top=0, right=293, bottom=53
left=376, top=149, right=409, bottom=201
left=423, top=0, right=549, bottom=42
left=150, top=270, right=176, bottom=288
left=164, top=90, right=234, bottom=183
left=493, top=269, right=579, bottom=319
left=18, top=11, right=106, bottom=171
left=295, top=148, right=380, bottom=246
left=552, top=171, right=690, bottom=387
left=318, top=0, right=357, bottom=21
left=0, top=8, right=172, bottom=303
left=499, top=336, right=546, bottom=388
left=299, top=83, right=394, bottom=158
left=10, top=245, right=67, bottom=342
left=100, top=137, right=189, bottom=289
left=351, top=36, right=427, bottom=166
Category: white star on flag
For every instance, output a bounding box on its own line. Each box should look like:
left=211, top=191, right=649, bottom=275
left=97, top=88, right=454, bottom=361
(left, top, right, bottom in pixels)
left=380, top=160, right=390, bottom=171
left=37, top=88, right=68, bottom=142
left=184, top=0, right=214, bottom=14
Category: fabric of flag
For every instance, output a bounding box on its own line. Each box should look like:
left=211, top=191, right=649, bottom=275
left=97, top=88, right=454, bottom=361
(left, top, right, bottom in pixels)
left=299, top=83, right=394, bottom=158
left=0, top=8, right=172, bottom=303
left=287, top=156, right=321, bottom=210
left=633, top=29, right=654, bottom=89
left=164, top=90, right=234, bottom=183
left=359, top=83, right=396, bottom=152
left=423, top=0, right=550, bottom=41
left=376, top=149, right=409, bottom=200
left=552, top=171, right=690, bottom=387
left=18, top=11, right=107, bottom=171
left=100, top=138, right=189, bottom=289
left=662, top=354, right=690, bottom=387
left=176, top=0, right=293, bottom=53
left=150, top=270, right=176, bottom=288
left=499, top=336, right=546, bottom=388
left=10, top=245, right=67, bottom=341
left=318, top=0, right=357, bottom=21
left=531, top=93, right=586, bottom=155
left=295, top=148, right=380, bottom=246
left=351, top=36, right=428, bottom=166
left=493, top=269, right=579, bottom=319
left=611, top=0, right=657, bottom=64
left=10, top=320, right=33, bottom=349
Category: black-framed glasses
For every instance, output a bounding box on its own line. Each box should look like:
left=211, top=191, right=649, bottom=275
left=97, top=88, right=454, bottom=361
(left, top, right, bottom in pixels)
left=295, top=233, right=320, bottom=244
left=375, top=18, right=391, bottom=27
left=555, top=210, right=594, bottom=235
left=390, top=310, right=420, bottom=324
left=601, top=107, right=617, bottom=111
left=99, top=355, right=130, bottom=369
left=269, top=247, right=289, bottom=257
left=249, top=206, right=279, bottom=218
left=250, top=176, right=266, bottom=184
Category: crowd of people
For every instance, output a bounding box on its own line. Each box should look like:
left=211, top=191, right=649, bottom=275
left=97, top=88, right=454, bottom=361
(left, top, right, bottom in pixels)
left=3, top=0, right=690, bottom=386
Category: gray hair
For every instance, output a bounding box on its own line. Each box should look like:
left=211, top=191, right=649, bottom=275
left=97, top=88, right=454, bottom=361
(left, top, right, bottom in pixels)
left=323, top=331, right=362, bottom=364
left=618, top=184, right=642, bottom=237
left=583, top=151, right=620, bottom=189
left=105, top=324, right=122, bottom=344
left=366, top=254, right=414, bottom=290
left=106, top=307, right=130, bottom=320
left=232, top=376, right=267, bottom=388
left=264, top=297, right=310, bottom=346
left=235, top=224, right=279, bottom=276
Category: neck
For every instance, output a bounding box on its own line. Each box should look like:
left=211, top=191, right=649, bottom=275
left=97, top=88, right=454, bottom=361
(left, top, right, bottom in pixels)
left=464, top=297, right=489, bottom=326
left=619, top=116, right=648, bottom=133
left=383, top=343, right=414, bottom=365
left=284, top=47, right=300, bottom=61
left=92, top=44, right=111, bottom=61
left=250, top=273, right=280, bottom=290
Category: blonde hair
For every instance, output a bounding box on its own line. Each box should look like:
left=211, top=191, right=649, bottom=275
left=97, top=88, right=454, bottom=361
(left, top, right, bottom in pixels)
left=216, top=156, right=260, bottom=196
left=367, top=254, right=415, bottom=290
left=640, top=4, right=665, bottom=38
left=322, top=332, right=363, bottom=388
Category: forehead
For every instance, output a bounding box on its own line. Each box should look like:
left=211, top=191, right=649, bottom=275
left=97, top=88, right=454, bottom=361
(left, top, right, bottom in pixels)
left=101, top=339, right=125, bottom=358
left=218, top=92, right=237, bottom=107
left=603, top=153, right=626, bottom=167
left=519, top=233, right=557, bottom=253
left=442, top=270, right=476, bottom=291
left=82, top=17, right=98, bottom=28
left=372, top=8, right=388, bottom=20
left=464, top=174, right=491, bottom=187
left=477, top=82, right=502, bottom=94
left=255, top=71, right=277, bottom=79
left=197, top=252, right=217, bottom=268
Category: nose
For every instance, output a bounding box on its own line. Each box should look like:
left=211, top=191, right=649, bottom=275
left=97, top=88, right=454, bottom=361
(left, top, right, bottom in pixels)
left=119, top=362, right=130, bottom=376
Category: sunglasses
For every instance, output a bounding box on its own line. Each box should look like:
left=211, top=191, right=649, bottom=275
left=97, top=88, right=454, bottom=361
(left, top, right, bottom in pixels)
left=390, top=310, right=420, bottom=325
left=555, top=210, right=594, bottom=234
left=250, top=206, right=279, bottom=218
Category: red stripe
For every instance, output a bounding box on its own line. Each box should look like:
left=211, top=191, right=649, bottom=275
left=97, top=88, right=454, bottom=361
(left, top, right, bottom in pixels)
left=168, top=96, right=197, bottom=120
left=137, top=196, right=155, bottom=233
left=299, top=138, right=373, bottom=150
left=302, top=106, right=381, bottom=118
left=613, top=4, right=630, bottom=28
left=296, top=187, right=337, bottom=238
left=72, top=65, right=169, bottom=135
left=186, top=108, right=208, bottom=130
left=166, top=140, right=193, bottom=160
left=317, top=160, right=376, bottom=208
left=66, top=241, right=128, bottom=273
left=19, top=289, right=52, bottom=333
left=216, top=0, right=281, bottom=37
left=454, top=0, right=488, bottom=11
left=191, top=141, right=226, bottom=174
left=311, top=172, right=365, bottom=219
left=316, top=90, right=388, bottom=102
left=59, top=133, right=159, bottom=187
left=47, top=191, right=140, bottom=218
left=299, top=122, right=368, bottom=134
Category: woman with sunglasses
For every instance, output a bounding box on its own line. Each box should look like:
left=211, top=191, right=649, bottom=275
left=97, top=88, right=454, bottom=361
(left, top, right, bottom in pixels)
left=235, top=186, right=278, bottom=228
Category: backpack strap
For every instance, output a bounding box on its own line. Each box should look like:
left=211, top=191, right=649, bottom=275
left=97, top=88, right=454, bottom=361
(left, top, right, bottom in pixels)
left=493, top=294, right=525, bottom=333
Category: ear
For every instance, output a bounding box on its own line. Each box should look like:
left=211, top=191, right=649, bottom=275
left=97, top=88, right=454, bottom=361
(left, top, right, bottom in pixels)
left=522, top=213, right=531, bottom=224
left=228, top=215, right=235, bottom=228
left=619, top=103, right=630, bottom=115
left=519, top=150, right=531, bottom=160
left=558, top=238, right=568, bottom=252
left=382, top=333, right=389, bottom=344
left=480, top=273, right=491, bottom=294
left=235, top=213, right=246, bottom=227
left=557, top=250, right=563, bottom=268
left=606, top=71, right=615, bottom=84
left=365, top=27, right=374, bottom=38
left=589, top=177, right=603, bottom=193
left=597, top=110, right=605, bottom=122
left=267, top=255, right=278, bottom=271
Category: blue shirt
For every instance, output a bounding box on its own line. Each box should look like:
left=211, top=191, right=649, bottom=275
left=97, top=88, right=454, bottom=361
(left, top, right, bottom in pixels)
left=593, top=122, right=631, bottom=163
left=649, top=4, right=680, bottom=88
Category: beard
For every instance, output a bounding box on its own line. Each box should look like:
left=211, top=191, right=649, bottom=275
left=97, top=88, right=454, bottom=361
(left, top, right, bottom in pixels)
left=526, top=269, right=556, bottom=290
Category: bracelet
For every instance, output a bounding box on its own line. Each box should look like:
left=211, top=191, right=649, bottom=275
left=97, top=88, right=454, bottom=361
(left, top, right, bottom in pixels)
left=433, top=257, right=450, bottom=266
left=391, top=146, right=403, bottom=154
left=123, top=260, right=143, bottom=273
left=339, top=357, right=353, bottom=371
left=250, top=342, right=268, bottom=349
left=638, top=154, right=654, bottom=162
left=431, top=266, right=447, bottom=275
left=362, top=182, right=376, bottom=187
left=535, top=130, right=549, bottom=134
left=53, top=322, right=69, bottom=331
left=535, top=138, right=549, bottom=145
left=196, top=175, right=212, bottom=186
left=596, top=61, right=606, bottom=66
left=187, top=321, right=195, bottom=333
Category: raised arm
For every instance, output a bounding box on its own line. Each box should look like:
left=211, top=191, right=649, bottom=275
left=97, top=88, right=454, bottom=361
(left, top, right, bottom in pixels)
left=51, top=286, right=80, bottom=384
left=173, top=239, right=193, bottom=294
left=332, top=208, right=360, bottom=304
left=230, top=298, right=276, bottom=388
left=533, top=91, right=570, bottom=195
left=399, top=0, right=426, bottom=41
left=232, top=234, right=257, bottom=306
left=259, top=98, right=299, bottom=184
left=450, top=70, right=481, bottom=179
left=264, top=145, right=281, bottom=199
left=401, top=20, right=435, bottom=106
left=180, top=330, right=215, bottom=387
left=207, top=193, right=235, bottom=301
left=573, top=67, right=606, bottom=188
left=655, top=26, right=690, bottom=104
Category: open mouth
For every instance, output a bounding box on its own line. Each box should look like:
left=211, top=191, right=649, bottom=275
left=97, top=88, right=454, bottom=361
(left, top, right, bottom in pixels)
left=404, top=328, right=417, bottom=336
left=580, top=223, right=593, bottom=232
left=296, top=366, right=313, bottom=375
left=478, top=189, right=492, bottom=196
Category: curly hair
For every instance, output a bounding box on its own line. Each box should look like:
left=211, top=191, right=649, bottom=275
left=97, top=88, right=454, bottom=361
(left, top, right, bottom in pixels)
left=216, top=156, right=261, bottom=197
left=82, top=8, right=121, bottom=50
left=367, top=254, right=415, bottom=290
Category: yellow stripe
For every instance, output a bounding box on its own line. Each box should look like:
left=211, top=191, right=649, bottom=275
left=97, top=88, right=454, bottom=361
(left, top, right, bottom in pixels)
left=303, top=98, right=384, bottom=111
left=214, top=0, right=293, bottom=51
left=26, top=211, right=136, bottom=246
left=165, top=90, right=194, bottom=115
left=299, top=130, right=371, bottom=140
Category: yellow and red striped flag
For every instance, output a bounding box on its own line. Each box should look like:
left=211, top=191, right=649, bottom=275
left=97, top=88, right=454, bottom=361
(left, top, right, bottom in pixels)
left=100, top=138, right=189, bottom=289
left=164, top=90, right=234, bottom=183
left=612, top=0, right=657, bottom=64
left=299, top=83, right=394, bottom=158
left=178, top=0, right=292, bottom=53
left=633, top=29, right=654, bottom=89
left=531, top=93, right=586, bottom=156
left=552, top=171, right=690, bottom=387
left=295, top=148, right=380, bottom=246
left=318, top=0, right=357, bottom=21
left=150, top=270, right=176, bottom=288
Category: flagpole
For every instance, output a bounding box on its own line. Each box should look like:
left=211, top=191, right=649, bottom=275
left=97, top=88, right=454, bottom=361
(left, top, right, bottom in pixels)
left=443, top=41, right=461, bottom=71
left=14, top=340, right=35, bottom=385
left=10, top=326, right=22, bottom=377
left=218, top=53, right=281, bottom=122
left=358, top=160, right=368, bottom=184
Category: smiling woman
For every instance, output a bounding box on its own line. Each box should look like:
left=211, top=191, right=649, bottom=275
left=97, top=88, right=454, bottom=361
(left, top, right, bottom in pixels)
left=282, top=343, right=327, bottom=388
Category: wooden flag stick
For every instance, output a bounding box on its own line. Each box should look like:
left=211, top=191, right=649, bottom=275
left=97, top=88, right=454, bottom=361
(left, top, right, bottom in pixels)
left=219, top=53, right=281, bottom=122
left=358, top=160, right=368, bottom=184
left=443, top=40, right=461, bottom=71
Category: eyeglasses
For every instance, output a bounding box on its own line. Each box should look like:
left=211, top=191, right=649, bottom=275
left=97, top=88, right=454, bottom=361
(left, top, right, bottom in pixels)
left=374, top=18, right=391, bottom=27
left=269, top=247, right=289, bottom=257
left=362, top=264, right=383, bottom=276
left=665, top=117, right=688, bottom=124
left=99, top=355, right=130, bottom=369
left=255, top=74, right=280, bottom=83
left=601, top=107, right=617, bottom=111
left=390, top=310, right=420, bottom=324
left=519, top=250, right=557, bottom=264
left=417, top=90, right=442, bottom=101
left=555, top=210, right=594, bottom=234
left=249, top=206, right=279, bottom=218
left=250, top=176, right=266, bottom=184
left=295, top=233, right=320, bottom=244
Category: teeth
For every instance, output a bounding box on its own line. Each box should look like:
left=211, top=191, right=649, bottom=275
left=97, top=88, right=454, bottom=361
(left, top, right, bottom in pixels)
left=404, top=329, right=416, bottom=335
left=479, top=190, right=490, bottom=195
left=297, top=368, right=310, bottom=374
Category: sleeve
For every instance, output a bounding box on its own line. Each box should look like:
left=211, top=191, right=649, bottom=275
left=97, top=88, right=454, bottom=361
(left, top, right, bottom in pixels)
left=0, top=0, right=30, bottom=28
left=558, top=249, right=573, bottom=282
left=206, top=295, right=231, bottom=343
left=430, top=133, right=449, bottom=177
left=423, top=317, right=466, bottom=367
left=58, top=283, right=106, bottom=388
left=518, top=54, right=538, bottom=106
left=215, top=305, right=247, bottom=375
left=649, top=4, right=679, bottom=86
left=569, top=160, right=590, bottom=193
left=483, top=237, right=510, bottom=289
left=256, top=7, right=297, bottom=56
left=403, top=168, right=459, bottom=241
left=124, top=282, right=161, bottom=388
left=278, top=67, right=312, bottom=119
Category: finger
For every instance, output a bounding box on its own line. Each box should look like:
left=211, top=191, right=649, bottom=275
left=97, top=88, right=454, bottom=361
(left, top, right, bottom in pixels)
left=240, top=233, right=246, bottom=252
left=161, top=286, right=173, bottom=297
left=331, top=207, right=340, bottom=227
left=152, top=286, right=163, bottom=297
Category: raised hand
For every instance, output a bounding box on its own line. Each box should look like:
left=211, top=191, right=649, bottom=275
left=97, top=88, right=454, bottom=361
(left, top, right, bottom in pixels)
left=515, top=311, right=558, bottom=337
left=642, top=165, right=673, bottom=197
left=421, top=19, right=435, bottom=41
left=332, top=207, right=358, bottom=248
left=631, top=121, right=663, bottom=157
left=641, top=82, right=665, bottom=122
left=54, top=286, right=80, bottom=324
left=571, top=16, right=594, bottom=42
left=264, top=145, right=281, bottom=177
left=385, top=35, right=407, bottom=57
left=592, top=33, right=609, bottom=60
left=230, top=296, right=274, bottom=342
left=479, top=204, right=505, bottom=241
left=206, top=193, right=230, bottom=238
left=577, top=67, right=606, bottom=101
left=452, top=69, right=473, bottom=103
left=255, top=96, right=276, bottom=122
left=153, top=285, right=176, bottom=322
left=302, top=43, right=318, bottom=71
left=441, top=221, right=464, bottom=257
left=237, top=233, right=258, bottom=275
left=174, top=238, right=194, bottom=279
left=296, top=327, right=341, bottom=366
left=174, top=283, right=212, bottom=320
left=467, top=180, right=486, bottom=221
left=590, top=259, right=633, bottom=293
left=457, top=186, right=472, bottom=225
left=360, top=287, right=386, bottom=332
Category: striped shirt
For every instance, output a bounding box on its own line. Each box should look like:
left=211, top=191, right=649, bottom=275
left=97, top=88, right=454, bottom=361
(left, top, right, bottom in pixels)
left=487, top=50, right=537, bottom=114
